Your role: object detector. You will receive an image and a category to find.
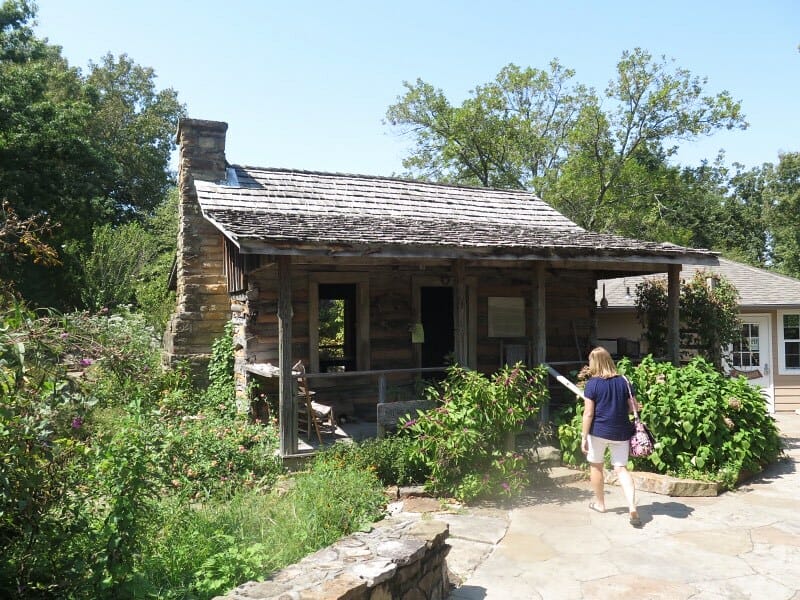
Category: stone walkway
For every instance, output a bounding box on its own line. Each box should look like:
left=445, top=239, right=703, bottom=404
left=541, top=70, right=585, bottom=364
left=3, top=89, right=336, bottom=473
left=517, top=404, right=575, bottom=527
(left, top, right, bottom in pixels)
left=405, top=413, right=800, bottom=600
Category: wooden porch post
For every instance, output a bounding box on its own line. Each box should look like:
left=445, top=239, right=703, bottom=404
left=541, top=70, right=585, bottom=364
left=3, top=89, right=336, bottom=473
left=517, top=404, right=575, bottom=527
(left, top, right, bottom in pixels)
left=454, top=259, right=468, bottom=366
left=531, top=262, right=547, bottom=364
left=531, top=262, right=548, bottom=422
left=278, top=256, right=297, bottom=455
left=667, top=263, right=681, bottom=366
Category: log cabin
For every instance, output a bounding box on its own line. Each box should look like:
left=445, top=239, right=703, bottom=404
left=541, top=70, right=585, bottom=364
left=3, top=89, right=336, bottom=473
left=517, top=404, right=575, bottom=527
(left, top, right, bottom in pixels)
left=163, top=118, right=719, bottom=456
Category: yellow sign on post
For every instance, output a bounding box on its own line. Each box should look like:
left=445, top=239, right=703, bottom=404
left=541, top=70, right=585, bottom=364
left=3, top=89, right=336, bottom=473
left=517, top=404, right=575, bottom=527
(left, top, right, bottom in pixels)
left=411, top=323, right=425, bottom=343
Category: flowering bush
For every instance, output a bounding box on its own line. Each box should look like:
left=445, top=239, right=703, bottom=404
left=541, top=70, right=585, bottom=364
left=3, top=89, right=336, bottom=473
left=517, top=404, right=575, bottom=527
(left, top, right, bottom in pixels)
left=0, top=300, right=284, bottom=597
left=399, top=364, right=549, bottom=502
left=558, top=355, right=783, bottom=488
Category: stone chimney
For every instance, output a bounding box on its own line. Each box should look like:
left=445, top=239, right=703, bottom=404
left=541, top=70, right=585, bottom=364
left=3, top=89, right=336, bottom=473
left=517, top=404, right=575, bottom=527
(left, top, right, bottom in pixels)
left=163, top=119, right=231, bottom=380
left=175, top=118, right=228, bottom=184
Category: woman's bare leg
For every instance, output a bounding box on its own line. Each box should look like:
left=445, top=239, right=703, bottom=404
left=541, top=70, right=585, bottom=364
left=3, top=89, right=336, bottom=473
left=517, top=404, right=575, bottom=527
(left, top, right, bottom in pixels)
left=615, top=465, right=641, bottom=526
left=614, top=465, right=637, bottom=512
left=589, top=462, right=606, bottom=511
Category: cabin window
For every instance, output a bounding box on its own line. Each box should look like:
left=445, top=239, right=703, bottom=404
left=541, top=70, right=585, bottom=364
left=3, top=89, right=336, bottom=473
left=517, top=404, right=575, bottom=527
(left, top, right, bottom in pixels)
left=308, top=273, right=369, bottom=373
left=318, top=284, right=357, bottom=372
left=779, top=311, right=800, bottom=374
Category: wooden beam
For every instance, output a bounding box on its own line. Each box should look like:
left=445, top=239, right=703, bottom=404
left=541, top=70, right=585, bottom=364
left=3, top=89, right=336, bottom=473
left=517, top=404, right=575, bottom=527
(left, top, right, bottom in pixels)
left=454, top=260, right=468, bottom=366
left=357, top=280, right=371, bottom=371
left=531, top=262, right=547, bottom=364
left=532, top=262, right=548, bottom=422
left=667, top=263, right=681, bottom=366
left=277, top=255, right=296, bottom=455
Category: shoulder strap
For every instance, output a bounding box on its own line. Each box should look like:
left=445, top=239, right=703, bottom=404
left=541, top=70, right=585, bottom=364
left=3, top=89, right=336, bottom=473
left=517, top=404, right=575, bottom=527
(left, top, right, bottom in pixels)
left=624, top=376, right=639, bottom=419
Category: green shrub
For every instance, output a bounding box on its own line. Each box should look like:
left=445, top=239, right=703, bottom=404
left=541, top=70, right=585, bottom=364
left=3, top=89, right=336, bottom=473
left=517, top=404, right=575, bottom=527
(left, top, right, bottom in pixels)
left=317, top=435, right=429, bottom=486
left=137, top=457, right=386, bottom=599
left=399, top=363, right=549, bottom=502
left=558, top=355, right=783, bottom=488
left=0, top=304, right=286, bottom=598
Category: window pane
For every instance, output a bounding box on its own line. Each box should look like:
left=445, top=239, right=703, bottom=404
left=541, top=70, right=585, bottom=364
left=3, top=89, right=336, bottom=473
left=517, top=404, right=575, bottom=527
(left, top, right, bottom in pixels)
left=784, top=314, right=800, bottom=340
left=786, top=342, right=800, bottom=368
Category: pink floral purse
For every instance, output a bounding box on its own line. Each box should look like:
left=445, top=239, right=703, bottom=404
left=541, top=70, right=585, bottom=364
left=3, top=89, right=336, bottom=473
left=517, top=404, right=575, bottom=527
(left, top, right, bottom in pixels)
left=626, top=378, right=655, bottom=458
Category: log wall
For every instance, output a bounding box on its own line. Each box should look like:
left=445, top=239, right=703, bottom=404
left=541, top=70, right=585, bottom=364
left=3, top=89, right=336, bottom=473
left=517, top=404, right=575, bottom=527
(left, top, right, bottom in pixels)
left=239, top=258, right=597, bottom=419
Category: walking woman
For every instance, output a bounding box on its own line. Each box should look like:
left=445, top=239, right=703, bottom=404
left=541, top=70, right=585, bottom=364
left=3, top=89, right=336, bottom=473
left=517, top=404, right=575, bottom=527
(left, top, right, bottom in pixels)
left=581, top=346, right=642, bottom=527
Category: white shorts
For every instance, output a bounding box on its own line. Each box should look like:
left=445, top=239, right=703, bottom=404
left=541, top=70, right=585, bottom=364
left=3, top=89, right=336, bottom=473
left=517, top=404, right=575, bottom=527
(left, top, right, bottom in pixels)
left=586, top=434, right=630, bottom=467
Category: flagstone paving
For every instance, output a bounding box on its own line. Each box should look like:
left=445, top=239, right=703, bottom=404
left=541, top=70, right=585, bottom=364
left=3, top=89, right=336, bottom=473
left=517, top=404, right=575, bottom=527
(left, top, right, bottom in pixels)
left=431, top=413, right=800, bottom=600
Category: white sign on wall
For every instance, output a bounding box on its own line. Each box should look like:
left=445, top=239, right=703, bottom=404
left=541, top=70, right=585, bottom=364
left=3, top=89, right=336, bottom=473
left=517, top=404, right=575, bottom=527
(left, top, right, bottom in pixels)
left=488, top=297, right=525, bottom=338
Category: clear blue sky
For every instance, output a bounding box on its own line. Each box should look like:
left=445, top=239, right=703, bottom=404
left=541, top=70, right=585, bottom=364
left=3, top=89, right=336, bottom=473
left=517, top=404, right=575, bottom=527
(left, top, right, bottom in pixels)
left=34, top=0, right=799, bottom=176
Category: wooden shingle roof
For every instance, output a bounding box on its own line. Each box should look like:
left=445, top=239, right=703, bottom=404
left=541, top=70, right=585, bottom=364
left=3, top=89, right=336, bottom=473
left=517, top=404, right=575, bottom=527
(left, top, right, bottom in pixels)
left=193, top=166, right=719, bottom=263
left=598, top=258, right=800, bottom=309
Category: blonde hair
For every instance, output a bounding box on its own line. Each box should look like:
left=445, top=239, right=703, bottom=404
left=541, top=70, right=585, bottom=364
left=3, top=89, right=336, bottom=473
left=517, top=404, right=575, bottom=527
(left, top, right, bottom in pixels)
left=588, top=346, right=618, bottom=379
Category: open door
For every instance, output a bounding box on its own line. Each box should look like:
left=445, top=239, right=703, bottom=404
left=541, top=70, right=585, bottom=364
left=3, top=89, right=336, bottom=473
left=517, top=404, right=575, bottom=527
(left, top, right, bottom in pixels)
left=420, top=286, right=454, bottom=368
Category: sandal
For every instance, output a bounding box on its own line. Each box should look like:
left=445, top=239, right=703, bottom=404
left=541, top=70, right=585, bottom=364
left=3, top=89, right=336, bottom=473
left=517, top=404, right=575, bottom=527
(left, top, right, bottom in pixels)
left=588, top=502, right=606, bottom=514
left=629, top=511, right=642, bottom=528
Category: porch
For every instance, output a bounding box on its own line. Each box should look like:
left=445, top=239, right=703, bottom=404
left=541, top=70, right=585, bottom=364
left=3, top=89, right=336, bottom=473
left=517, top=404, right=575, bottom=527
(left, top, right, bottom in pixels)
left=246, top=363, right=449, bottom=456
left=246, top=360, right=591, bottom=457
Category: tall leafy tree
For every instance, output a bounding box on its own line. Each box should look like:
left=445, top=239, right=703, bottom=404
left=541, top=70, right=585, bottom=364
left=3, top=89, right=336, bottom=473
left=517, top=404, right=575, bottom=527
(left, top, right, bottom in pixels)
left=84, top=53, right=183, bottom=219
left=386, top=61, right=590, bottom=191
left=0, top=1, right=185, bottom=307
left=765, top=152, right=800, bottom=278
left=717, top=163, right=771, bottom=266
left=555, top=49, right=746, bottom=232
left=387, top=49, right=747, bottom=237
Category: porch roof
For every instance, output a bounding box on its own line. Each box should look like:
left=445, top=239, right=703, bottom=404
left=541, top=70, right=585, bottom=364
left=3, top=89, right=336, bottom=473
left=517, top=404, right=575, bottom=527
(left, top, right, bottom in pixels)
left=194, top=166, right=718, bottom=264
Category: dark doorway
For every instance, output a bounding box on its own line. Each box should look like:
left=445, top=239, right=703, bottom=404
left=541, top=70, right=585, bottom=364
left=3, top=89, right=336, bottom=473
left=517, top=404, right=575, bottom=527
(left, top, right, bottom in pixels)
left=421, top=286, right=454, bottom=368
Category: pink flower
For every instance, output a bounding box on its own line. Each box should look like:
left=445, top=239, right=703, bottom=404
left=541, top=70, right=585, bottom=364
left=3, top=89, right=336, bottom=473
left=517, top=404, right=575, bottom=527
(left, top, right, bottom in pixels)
left=71, top=417, right=83, bottom=429
left=79, top=358, right=93, bottom=367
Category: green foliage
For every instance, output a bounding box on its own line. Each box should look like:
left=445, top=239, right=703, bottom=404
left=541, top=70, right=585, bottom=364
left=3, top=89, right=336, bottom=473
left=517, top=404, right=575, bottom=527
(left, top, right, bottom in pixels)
left=765, top=152, right=800, bottom=279
left=81, top=222, right=156, bottom=310
left=634, top=278, right=669, bottom=357
left=558, top=356, right=783, bottom=488
left=136, top=457, right=385, bottom=599
left=318, top=298, right=345, bottom=358
left=387, top=61, right=589, bottom=190
left=555, top=401, right=585, bottom=467
left=205, top=321, right=237, bottom=413
left=132, top=191, right=178, bottom=331
left=680, top=271, right=741, bottom=368
left=398, top=363, right=549, bottom=502
left=634, top=272, right=741, bottom=369
left=317, top=435, right=429, bottom=486
left=387, top=48, right=746, bottom=237
left=0, top=302, right=289, bottom=598
left=0, top=2, right=185, bottom=309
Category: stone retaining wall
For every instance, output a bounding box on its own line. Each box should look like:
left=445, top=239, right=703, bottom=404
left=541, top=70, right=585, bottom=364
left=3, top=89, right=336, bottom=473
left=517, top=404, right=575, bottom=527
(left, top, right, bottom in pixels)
left=212, top=517, right=450, bottom=600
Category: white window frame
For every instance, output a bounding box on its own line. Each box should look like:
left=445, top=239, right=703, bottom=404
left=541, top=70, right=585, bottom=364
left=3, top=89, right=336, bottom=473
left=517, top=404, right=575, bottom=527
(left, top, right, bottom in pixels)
left=778, top=310, right=800, bottom=375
